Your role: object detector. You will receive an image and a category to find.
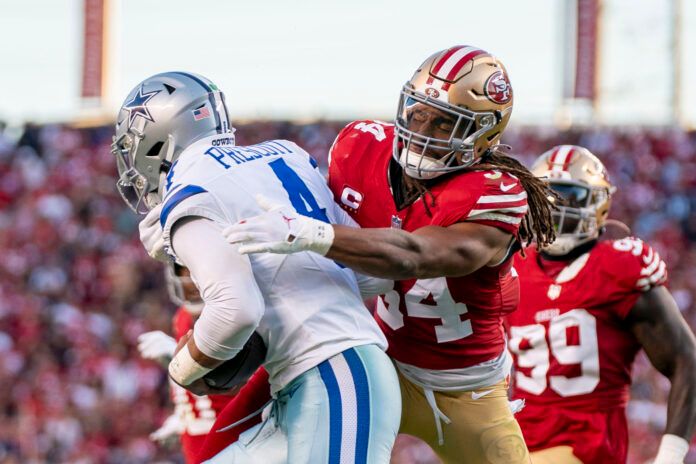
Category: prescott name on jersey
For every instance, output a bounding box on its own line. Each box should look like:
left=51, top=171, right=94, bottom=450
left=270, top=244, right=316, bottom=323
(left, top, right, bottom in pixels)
left=159, top=134, right=387, bottom=394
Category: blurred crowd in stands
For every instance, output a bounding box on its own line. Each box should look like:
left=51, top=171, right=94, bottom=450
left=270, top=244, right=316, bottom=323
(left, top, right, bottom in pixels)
left=0, top=119, right=694, bottom=463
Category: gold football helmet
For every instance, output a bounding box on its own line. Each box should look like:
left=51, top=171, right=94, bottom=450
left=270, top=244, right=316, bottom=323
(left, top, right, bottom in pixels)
left=395, top=45, right=513, bottom=179
left=531, top=145, right=616, bottom=255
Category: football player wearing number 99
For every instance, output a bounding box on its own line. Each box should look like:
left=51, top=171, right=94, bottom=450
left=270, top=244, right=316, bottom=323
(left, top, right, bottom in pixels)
left=225, top=46, right=559, bottom=464
left=112, top=72, right=401, bottom=463
left=507, top=146, right=696, bottom=464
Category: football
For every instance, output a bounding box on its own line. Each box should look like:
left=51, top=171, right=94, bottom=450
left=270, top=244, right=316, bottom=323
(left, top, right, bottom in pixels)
left=202, top=332, right=267, bottom=390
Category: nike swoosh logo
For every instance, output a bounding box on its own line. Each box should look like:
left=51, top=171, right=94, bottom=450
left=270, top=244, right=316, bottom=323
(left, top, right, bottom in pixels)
left=471, top=389, right=495, bottom=400
left=500, top=182, right=517, bottom=192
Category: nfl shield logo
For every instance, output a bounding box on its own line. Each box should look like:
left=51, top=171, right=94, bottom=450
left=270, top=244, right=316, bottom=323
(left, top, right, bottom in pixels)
left=391, top=215, right=402, bottom=229
left=547, top=284, right=562, bottom=300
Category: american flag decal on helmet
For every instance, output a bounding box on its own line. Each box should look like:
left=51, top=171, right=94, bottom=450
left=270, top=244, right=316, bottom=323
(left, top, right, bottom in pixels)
left=427, top=45, right=487, bottom=90
left=192, top=106, right=211, bottom=121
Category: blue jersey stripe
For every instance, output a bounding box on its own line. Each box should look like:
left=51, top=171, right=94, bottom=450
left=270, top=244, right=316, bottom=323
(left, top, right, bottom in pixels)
left=318, top=360, right=342, bottom=464
left=159, top=185, right=207, bottom=227
left=344, top=348, right=370, bottom=464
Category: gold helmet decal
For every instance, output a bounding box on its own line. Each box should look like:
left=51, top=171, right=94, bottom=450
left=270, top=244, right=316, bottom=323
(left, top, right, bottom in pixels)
left=484, top=71, right=512, bottom=104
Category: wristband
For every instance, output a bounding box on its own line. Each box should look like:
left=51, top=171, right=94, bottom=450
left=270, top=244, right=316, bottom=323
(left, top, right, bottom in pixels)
left=654, top=434, right=689, bottom=464
left=306, top=220, right=335, bottom=256
left=168, top=344, right=212, bottom=386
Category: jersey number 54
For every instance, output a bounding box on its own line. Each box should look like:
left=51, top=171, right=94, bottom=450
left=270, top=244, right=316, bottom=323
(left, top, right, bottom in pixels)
left=376, top=277, right=473, bottom=343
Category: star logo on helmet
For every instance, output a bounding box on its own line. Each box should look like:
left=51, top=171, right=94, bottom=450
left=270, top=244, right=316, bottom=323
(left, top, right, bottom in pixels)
left=123, top=86, right=161, bottom=127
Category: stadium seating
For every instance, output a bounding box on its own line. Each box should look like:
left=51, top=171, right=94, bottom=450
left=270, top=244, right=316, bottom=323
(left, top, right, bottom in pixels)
left=0, top=121, right=693, bottom=462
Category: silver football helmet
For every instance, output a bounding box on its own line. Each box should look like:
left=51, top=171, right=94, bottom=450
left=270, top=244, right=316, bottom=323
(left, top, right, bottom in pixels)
left=112, top=72, right=233, bottom=213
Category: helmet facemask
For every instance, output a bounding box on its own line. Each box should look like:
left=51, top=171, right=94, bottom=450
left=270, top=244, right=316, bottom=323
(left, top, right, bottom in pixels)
left=543, top=181, right=610, bottom=256
left=113, top=129, right=153, bottom=214
left=393, top=85, right=497, bottom=180
left=112, top=126, right=175, bottom=214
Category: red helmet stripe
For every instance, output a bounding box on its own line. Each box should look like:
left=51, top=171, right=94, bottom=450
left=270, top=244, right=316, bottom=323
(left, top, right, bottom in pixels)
left=562, top=147, right=576, bottom=171
left=430, top=47, right=487, bottom=92
left=431, top=45, right=469, bottom=75
left=548, top=146, right=562, bottom=168
left=428, top=46, right=488, bottom=92
left=443, top=49, right=486, bottom=82
left=550, top=145, right=574, bottom=172
left=439, top=48, right=486, bottom=91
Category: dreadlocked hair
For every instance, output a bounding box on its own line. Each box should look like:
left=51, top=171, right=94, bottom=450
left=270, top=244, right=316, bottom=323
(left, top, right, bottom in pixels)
left=402, top=174, right=437, bottom=217
left=475, top=146, right=557, bottom=251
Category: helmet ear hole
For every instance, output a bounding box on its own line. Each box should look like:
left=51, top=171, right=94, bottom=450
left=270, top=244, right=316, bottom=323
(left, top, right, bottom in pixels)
left=145, top=141, right=164, bottom=158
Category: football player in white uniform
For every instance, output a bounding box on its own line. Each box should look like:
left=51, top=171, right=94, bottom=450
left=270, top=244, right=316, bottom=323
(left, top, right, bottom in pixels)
left=112, top=72, right=400, bottom=464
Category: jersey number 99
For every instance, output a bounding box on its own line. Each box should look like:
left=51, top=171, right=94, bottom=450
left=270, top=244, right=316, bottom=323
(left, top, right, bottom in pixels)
left=509, top=309, right=600, bottom=397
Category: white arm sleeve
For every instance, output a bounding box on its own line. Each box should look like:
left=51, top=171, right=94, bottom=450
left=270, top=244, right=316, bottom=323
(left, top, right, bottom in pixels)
left=354, top=272, right=394, bottom=299
left=171, top=217, right=265, bottom=361
left=330, top=201, right=394, bottom=298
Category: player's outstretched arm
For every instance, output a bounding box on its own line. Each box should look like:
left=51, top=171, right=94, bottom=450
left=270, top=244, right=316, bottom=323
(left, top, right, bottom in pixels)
left=225, top=195, right=513, bottom=279
left=628, top=285, right=696, bottom=463
left=328, top=222, right=512, bottom=280
left=168, top=217, right=265, bottom=389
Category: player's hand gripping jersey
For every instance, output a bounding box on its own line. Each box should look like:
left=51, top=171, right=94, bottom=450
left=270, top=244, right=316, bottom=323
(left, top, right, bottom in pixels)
left=159, top=134, right=387, bottom=394
left=507, top=238, right=668, bottom=463
left=329, top=120, right=528, bottom=387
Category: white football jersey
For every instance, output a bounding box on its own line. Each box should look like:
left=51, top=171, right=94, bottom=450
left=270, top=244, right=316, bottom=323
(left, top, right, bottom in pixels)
left=159, top=134, right=387, bottom=393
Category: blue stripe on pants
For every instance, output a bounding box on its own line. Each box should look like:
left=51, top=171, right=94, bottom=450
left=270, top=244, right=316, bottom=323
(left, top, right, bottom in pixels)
left=343, top=349, right=370, bottom=464
left=318, top=361, right=342, bottom=464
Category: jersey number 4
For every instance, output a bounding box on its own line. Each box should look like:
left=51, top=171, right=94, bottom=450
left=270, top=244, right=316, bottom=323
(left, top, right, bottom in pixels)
left=268, top=158, right=329, bottom=223
left=376, top=277, right=473, bottom=343
left=509, top=309, right=600, bottom=397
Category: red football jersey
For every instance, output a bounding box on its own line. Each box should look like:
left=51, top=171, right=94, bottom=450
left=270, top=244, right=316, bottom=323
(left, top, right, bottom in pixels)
left=507, top=238, right=668, bottom=462
left=328, top=120, right=528, bottom=370
left=171, top=308, right=233, bottom=463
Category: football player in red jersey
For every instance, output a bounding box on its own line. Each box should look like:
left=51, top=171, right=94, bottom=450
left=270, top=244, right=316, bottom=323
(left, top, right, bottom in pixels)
left=507, top=145, right=696, bottom=464
left=137, top=263, right=263, bottom=463
left=226, top=45, right=557, bottom=464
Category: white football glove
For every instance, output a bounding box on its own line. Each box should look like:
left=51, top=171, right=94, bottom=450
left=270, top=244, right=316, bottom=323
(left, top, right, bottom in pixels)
left=139, top=203, right=168, bottom=262
left=149, top=413, right=184, bottom=446
left=651, top=434, right=689, bottom=464
left=223, top=194, right=334, bottom=256
left=137, top=330, right=177, bottom=366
